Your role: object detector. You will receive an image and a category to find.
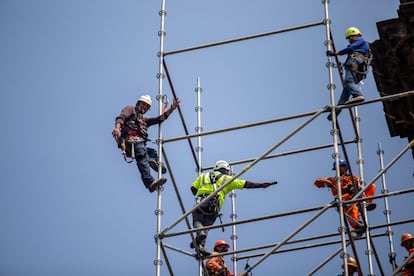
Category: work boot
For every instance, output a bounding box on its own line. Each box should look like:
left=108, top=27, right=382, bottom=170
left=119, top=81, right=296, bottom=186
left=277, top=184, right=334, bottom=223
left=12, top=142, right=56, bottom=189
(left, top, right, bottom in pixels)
left=198, top=247, right=211, bottom=257
left=366, top=203, right=376, bottom=211
left=190, top=233, right=206, bottom=248
left=148, top=178, right=167, bottom=193
left=351, top=224, right=365, bottom=238
left=149, top=160, right=167, bottom=174
left=194, top=247, right=211, bottom=260
left=345, top=95, right=365, bottom=104
left=327, top=109, right=341, bottom=121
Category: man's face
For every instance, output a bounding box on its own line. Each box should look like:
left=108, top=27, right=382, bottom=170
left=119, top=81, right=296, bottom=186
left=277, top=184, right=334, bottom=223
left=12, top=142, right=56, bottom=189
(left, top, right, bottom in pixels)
left=217, top=244, right=228, bottom=253
left=402, top=239, right=414, bottom=250
left=340, top=165, right=348, bottom=175
left=347, top=35, right=358, bottom=43
left=138, top=101, right=150, bottom=114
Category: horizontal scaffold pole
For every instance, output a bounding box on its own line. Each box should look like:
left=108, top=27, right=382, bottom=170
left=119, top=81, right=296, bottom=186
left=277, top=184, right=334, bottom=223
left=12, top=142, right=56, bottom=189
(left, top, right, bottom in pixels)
left=163, top=90, right=414, bottom=144
left=164, top=21, right=324, bottom=56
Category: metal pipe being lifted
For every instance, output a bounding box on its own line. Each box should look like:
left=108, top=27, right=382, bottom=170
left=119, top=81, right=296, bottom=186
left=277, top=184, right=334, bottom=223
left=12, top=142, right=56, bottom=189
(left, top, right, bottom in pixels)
left=164, top=21, right=324, bottom=56
left=158, top=108, right=326, bottom=238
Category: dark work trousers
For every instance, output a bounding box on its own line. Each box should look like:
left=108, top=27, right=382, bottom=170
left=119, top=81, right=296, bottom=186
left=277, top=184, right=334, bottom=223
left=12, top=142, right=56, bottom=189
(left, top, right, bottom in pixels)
left=133, top=142, right=158, bottom=188
left=192, top=208, right=218, bottom=248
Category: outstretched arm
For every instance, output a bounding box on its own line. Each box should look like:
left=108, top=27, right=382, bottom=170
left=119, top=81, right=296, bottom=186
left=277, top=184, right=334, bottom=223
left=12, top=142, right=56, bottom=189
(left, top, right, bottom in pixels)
left=244, top=181, right=272, bottom=189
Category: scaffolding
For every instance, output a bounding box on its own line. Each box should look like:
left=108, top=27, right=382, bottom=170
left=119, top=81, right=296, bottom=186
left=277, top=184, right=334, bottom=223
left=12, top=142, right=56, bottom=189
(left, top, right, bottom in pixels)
left=147, top=1, right=414, bottom=275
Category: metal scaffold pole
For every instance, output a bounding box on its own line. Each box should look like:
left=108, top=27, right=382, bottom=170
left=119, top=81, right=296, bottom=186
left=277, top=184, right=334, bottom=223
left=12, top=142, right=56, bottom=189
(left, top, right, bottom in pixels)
left=322, top=0, right=349, bottom=274
left=146, top=0, right=414, bottom=273
left=377, top=143, right=398, bottom=271
left=155, top=0, right=167, bottom=275
left=354, top=107, right=375, bottom=275
left=195, top=77, right=204, bottom=276
left=230, top=190, right=238, bottom=274
left=195, top=77, right=203, bottom=175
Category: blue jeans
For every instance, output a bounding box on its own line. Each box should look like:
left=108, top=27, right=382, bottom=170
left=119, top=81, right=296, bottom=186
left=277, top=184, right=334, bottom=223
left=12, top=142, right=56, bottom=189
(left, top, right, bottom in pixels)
left=134, top=143, right=158, bottom=187
left=337, top=58, right=363, bottom=105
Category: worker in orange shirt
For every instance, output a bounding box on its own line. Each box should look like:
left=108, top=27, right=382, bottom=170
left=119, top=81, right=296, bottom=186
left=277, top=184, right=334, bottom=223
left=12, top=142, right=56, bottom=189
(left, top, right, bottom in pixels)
left=205, top=240, right=234, bottom=276
left=400, top=233, right=414, bottom=276
left=314, top=159, right=376, bottom=236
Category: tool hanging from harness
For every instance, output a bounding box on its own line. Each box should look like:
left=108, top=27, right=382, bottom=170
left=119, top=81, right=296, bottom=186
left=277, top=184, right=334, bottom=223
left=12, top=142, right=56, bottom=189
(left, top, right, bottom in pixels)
left=196, top=172, right=223, bottom=216
left=117, top=109, right=149, bottom=163
left=345, top=47, right=372, bottom=83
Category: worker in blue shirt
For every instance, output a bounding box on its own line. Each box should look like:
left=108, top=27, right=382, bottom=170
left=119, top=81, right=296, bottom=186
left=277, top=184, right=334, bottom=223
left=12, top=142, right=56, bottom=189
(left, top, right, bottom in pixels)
left=327, top=27, right=370, bottom=120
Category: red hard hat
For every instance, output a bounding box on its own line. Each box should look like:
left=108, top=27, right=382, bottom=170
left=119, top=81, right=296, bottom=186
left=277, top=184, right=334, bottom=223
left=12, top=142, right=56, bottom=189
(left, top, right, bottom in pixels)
left=214, top=240, right=230, bottom=250
left=401, top=233, right=414, bottom=246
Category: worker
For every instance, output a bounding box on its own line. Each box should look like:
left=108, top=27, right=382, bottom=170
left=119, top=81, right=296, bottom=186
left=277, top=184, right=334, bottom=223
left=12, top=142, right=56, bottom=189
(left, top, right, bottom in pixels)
left=112, top=95, right=180, bottom=193
left=205, top=240, right=234, bottom=276
left=337, top=257, right=359, bottom=275
left=190, top=160, right=274, bottom=255
left=314, top=159, right=376, bottom=236
left=326, top=27, right=370, bottom=120
left=400, top=233, right=414, bottom=276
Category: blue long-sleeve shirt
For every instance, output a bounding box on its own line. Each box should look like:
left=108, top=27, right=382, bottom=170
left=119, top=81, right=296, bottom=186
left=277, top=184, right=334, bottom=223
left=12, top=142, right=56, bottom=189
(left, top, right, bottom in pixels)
left=337, top=37, right=369, bottom=56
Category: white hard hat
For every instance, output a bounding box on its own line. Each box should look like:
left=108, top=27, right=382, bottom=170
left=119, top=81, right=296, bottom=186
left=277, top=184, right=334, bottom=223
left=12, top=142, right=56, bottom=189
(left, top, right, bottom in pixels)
left=214, top=160, right=230, bottom=171
left=137, top=95, right=152, bottom=107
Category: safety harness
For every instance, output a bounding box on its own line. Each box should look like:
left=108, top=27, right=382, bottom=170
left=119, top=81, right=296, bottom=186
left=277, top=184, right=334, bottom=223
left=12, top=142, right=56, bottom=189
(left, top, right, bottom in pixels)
left=206, top=256, right=228, bottom=276
left=116, top=109, right=149, bottom=163
left=345, top=47, right=372, bottom=83
left=196, top=172, right=224, bottom=215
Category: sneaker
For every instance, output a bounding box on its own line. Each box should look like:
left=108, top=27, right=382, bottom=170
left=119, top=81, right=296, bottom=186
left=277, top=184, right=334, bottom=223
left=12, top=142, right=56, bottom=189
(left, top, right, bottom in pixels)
left=148, top=178, right=167, bottom=193
left=149, top=160, right=167, bottom=174
left=345, top=95, right=364, bottom=104
left=366, top=203, right=376, bottom=211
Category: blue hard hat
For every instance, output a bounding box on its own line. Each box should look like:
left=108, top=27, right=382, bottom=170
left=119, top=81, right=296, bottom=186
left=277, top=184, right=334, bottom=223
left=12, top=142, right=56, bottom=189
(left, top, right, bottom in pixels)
left=332, top=159, right=348, bottom=170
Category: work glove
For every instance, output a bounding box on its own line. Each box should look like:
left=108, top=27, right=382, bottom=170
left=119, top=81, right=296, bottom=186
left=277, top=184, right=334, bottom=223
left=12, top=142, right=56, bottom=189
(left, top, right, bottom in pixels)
left=314, top=178, right=332, bottom=188
left=326, top=50, right=336, bottom=56
left=261, top=182, right=271, bottom=188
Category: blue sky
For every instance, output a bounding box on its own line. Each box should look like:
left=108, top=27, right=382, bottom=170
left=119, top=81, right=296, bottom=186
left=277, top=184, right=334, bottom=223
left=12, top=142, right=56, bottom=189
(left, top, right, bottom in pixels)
left=1, top=0, right=413, bottom=275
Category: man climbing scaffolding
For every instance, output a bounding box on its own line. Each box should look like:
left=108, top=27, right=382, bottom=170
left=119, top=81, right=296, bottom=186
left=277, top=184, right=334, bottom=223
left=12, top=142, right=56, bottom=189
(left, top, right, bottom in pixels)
left=326, top=26, right=370, bottom=121
left=190, top=160, right=275, bottom=256
left=112, top=94, right=180, bottom=193
left=314, top=159, right=376, bottom=236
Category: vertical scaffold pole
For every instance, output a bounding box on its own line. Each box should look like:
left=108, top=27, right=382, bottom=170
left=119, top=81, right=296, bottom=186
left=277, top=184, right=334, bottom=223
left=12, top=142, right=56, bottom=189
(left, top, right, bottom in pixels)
left=155, top=1, right=167, bottom=275
left=377, top=143, right=397, bottom=271
left=322, top=1, right=348, bottom=274
left=230, top=190, right=238, bottom=274
left=354, top=107, right=375, bottom=275
left=195, top=77, right=203, bottom=175
left=195, top=77, right=204, bottom=276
